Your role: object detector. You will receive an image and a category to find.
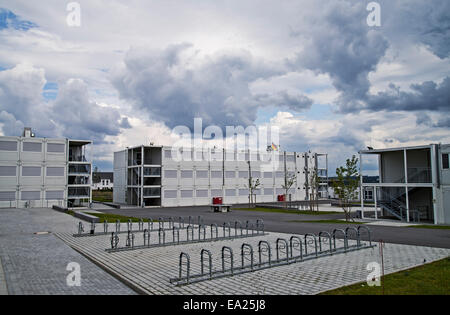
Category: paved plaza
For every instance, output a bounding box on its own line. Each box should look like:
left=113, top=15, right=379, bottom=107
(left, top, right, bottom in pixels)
left=1, top=207, right=449, bottom=295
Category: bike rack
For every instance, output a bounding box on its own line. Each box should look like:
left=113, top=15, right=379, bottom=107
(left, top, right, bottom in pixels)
left=234, top=221, right=243, bottom=237
left=276, top=238, right=289, bottom=262
left=168, top=217, right=174, bottom=229
left=179, top=252, right=190, bottom=284
left=304, top=234, right=318, bottom=257
left=172, top=226, right=180, bottom=244
left=90, top=222, right=96, bottom=234
left=125, top=231, right=135, bottom=248
left=357, top=226, right=372, bottom=247
left=198, top=225, right=206, bottom=240
left=158, top=218, right=164, bottom=230
left=78, top=222, right=84, bottom=235
left=345, top=227, right=359, bottom=248
left=198, top=216, right=204, bottom=227
left=103, top=220, right=108, bottom=233
left=210, top=224, right=219, bottom=240
left=159, top=228, right=166, bottom=245
left=127, top=219, right=133, bottom=232
left=258, top=240, right=272, bottom=267
left=332, top=229, right=347, bottom=252
left=178, top=217, right=185, bottom=229
left=201, top=249, right=213, bottom=280
left=223, top=222, right=231, bottom=238
left=147, top=218, right=154, bottom=231
left=116, top=220, right=121, bottom=233
left=256, top=219, right=264, bottom=234
left=110, top=232, right=119, bottom=249
left=138, top=219, right=144, bottom=231
left=318, top=231, right=333, bottom=254
left=289, top=236, right=303, bottom=260
left=241, top=243, right=254, bottom=270
left=222, top=246, right=234, bottom=275
left=143, top=229, right=150, bottom=246
left=186, top=225, right=194, bottom=241
left=170, top=227, right=376, bottom=286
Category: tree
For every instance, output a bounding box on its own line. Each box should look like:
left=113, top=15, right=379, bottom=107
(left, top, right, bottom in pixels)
left=282, top=172, right=296, bottom=208
left=308, top=168, right=320, bottom=212
left=332, top=155, right=359, bottom=221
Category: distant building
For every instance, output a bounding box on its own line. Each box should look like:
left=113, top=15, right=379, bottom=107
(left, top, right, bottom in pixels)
left=0, top=128, right=92, bottom=208
left=113, top=145, right=328, bottom=207
left=360, top=144, right=450, bottom=224
left=92, top=172, right=113, bottom=190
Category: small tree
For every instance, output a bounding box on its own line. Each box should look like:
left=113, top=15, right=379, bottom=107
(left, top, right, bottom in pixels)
left=308, top=168, right=320, bottom=212
left=246, top=161, right=260, bottom=208
left=282, top=172, right=296, bottom=208
left=332, top=155, right=359, bottom=221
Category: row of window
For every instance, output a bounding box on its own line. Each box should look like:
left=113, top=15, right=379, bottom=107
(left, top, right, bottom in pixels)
left=0, top=166, right=65, bottom=177
left=443, top=153, right=449, bottom=169
left=163, top=188, right=292, bottom=199
left=0, top=190, right=64, bottom=201
left=0, top=141, right=65, bottom=153
left=163, top=150, right=298, bottom=162
left=164, top=170, right=296, bottom=179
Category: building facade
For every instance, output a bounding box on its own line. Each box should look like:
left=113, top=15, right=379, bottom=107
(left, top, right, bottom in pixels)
left=113, top=145, right=328, bottom=207
left=92, top=172, right=114, bottom=190
left=0, top=128, right=92, bottom=208
left=360, top=144, right=450, bottom=224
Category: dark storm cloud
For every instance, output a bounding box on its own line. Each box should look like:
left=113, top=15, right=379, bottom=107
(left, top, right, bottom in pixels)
left=111, top=44, right=286, bottom=129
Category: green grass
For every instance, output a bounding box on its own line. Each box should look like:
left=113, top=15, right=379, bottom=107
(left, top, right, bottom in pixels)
left=320, top=257, right=450, bottom=295
left=288, top=219, right=364, bottom=225
left=407, top=225, right=450, bottom=230
left=84, top=212, right=155, bottom=223
left=234, top=207, right=340, bottom=215
left=92, top=190, right=113, bottom=202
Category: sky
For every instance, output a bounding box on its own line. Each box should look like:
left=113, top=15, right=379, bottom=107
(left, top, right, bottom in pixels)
left=0, top=0, right=449, bottom=175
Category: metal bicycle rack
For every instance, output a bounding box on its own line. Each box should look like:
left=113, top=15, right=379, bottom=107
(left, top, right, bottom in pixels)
left=73, top=216, right=206, bottom=237
left=106, top=219, right=268, bottom=253
left=169, top=226, right=376, bottom=286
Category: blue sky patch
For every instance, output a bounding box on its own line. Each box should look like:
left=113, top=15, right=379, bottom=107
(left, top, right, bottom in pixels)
left=0, top=8, right=37, bottom=31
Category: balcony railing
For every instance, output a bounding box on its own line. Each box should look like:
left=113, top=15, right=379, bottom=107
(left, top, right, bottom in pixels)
left=68, top=187, right=90, bottom=198
left=69, top=155, right=87, bottom=162
left=144, top=167, right=161, bottom=176
left=68, top=164, right=91, bottom=174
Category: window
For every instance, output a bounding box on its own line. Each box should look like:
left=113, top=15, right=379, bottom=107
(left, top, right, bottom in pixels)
left=443, top=154, right=449, bottom=169
left=225, top=189, right=236, bottom=196
left=164, top=190, right=177, bottom=198
left=211, top=171, right=222, bottom=178
left=364, top=189, right=373, bottom=200
left=181, top=190, right=193, bottom=198
left=46, top=190, right=64, bottom=200
left=211, top=189, right=222, bottom=197
left=238, top=171, right=248, bottom=178
left=0, top=191, right=15, bottom=201
left=164, top=170, right=177, bottom=178
left=196, top=170, right=208, bottom=178
left=264, top=188, right=273, bottom=195
left=23, top=142, right=42, bottom=152
left=181, top=170, right=193, bottom=178
left=225, top=171, right=235, bottom=178
left=276, top=171, right=284, bottom=178
left=239, top=189, right=249, bottom=196
left=46, top=167, right=64, bottom=176
left=196, top=190, right=208, bottom=198
left=21, top=191, right=40, bottom=200
left=22, top=166, right=41, bottom=176
left=264, top=172, right=273, bottom=178
left=251, top=171, right=261, bottom=178
left=47, top=143, right=65, bottom=153
left=0, top=141, right=17, bottom=151
left=0, top=166, right=16, bottom=176
left=164, top=150, right=172, bottom=159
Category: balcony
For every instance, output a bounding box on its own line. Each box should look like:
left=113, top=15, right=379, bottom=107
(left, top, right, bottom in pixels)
left=407, top=167, right=432, bottom=183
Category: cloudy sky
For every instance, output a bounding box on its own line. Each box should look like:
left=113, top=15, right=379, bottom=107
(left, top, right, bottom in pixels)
left=0, top=0, right=449, bottom=174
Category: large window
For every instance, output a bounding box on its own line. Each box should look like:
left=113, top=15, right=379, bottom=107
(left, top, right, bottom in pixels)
left=23, top=142, right=42, bottom=152
left=443, top=153, right=449, bottom=169
left=21, top=191, right=40, bottom=200
left=0, top=191, right=15, bottom=201
left=46, top=167, right=64, bottom=176
left=0, top=166, right=16, bottom=176
left=0, top=141, right=17, bottom=151
left=22, top=166, right=41, bottom=176
left=47, top=143, right=65, bottom=153
left=164, top=170, right=177, bottom=178
left=46, top=190, right=64, bottom=200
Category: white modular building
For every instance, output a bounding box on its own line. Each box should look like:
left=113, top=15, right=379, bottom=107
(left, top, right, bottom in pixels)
left=113, top=145, right=328, bottom=207
left=0, top=128, right=92, bottom=208
left=360, top=143, right=450, bottom=224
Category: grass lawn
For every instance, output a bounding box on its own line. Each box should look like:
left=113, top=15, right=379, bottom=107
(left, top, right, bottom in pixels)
left=92, top=190, right=113, bottom=202
left=407, top=225, right=450, bottom=230
left=84, top=212, right=156, bottom=223
left=320, top=257, right=450, bottom=295
left=234, top=207, right=340, bottom=215
left=288, top=219, right=365, bottom=224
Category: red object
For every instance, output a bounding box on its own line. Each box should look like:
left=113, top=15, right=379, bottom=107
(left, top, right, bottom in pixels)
left=277, top=194, right=285, bottom=202
left=212, top=197, right=223, bottom=205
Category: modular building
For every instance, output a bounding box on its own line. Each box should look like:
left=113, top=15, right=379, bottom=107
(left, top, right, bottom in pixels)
left=113, top=145, right=328, bottom=207
left=360, top=143, right=450, bottom=224
left=0, top=128, right=92, bottom=208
